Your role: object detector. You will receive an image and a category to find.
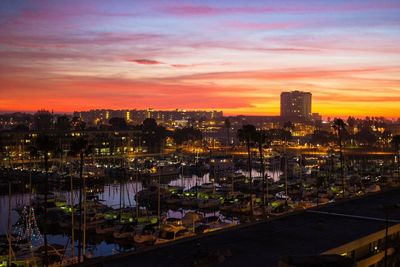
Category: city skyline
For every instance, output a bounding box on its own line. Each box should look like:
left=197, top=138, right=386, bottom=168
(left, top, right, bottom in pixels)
left=1, top=0, right=400, bottom=118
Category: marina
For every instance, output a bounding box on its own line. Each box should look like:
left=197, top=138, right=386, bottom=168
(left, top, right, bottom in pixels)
left=1, top=149, right=399, bottom=266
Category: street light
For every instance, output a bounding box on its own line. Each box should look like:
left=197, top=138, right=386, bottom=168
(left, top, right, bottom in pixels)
left=378, top=203, right=400, bottom=267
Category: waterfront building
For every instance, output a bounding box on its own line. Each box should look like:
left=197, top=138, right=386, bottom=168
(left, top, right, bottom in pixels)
left=74, top=109, right=223, bottom=126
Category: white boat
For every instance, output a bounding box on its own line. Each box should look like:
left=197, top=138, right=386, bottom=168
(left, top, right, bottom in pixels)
left=113, top=224, right=136, bottom=239
left=181, top=212, right=203, bottom=226
left=365, top=184, right=381, bottom=193
left=165, top=195, right=182, bottom=205
left=154, top=224, right=195, bottom=245
left=133, top=223, right=158, bottom=244
left=231, top=203, right=250, bottom=214
left=197, top=198, right=220, bottom=209
left=275, top=191, right=291, bottom=200
left=200, top=183, right=216, bottom=193
left=134, top=232, right=156, bottom=244
left=220, top=183, right=234, bottom=192
left=195, top=216, right=237, bottom=234
left=96, top=221, right=122, bottom=235
left=181, top=198, right=197, bottom=207
left=73, top=213, right=106, bottom=231
left=148, top=165, right=180, bottom=177
left=164, top=217, right=183, bottom=226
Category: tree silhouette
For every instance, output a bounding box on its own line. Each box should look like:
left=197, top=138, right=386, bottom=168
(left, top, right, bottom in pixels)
left=281, top=122, right=294, bottom=200
left=109, top=117, right=128, bottom=130
left=55, top=115, right=71, bottom=132
left=332, top=118, right=347, bottom=197
left=143, top=118, right=157, bottom=128
left=0, top=135, right=4, bottom=167
left=224, top=118, right=231, bottom=146
left=311, top=130, right=335, bottom=146
left=33, top=110, right=53, bottom=132
left=347, top=116, right=356, bottom=135
left=237, top=124, right=257, bottom=217
left=265, top=128, right=292, bottom=142
left=12, top=124, right=29, bottom=132
left=173, top=127, right=202, bottom=146
left=68, top=137, right=91, bottom=263
left=71, top=116, right=86, bottom=131
left=354, top=127, right=377, bottom=147
left=283, top=121, right=295, bottom=132
left=33, top=134, right=57, bottom=266
left=392, top=135, right=400, bottom=181
left=141, top=118, right=167, bottom=153
left=255, top=130, right=271, bottom=214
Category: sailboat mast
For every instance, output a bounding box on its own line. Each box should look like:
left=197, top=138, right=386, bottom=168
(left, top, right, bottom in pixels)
left=8, top=180, right=12, bottom=266
left=119, top=159, right=123, bottom=222
left=136, top=160, right=139, bottom=219
left=83, top=173, right=87, bottom=257
left=158, top=164, right=161, bottom=225
left=70, top=173, right=75, bottom=257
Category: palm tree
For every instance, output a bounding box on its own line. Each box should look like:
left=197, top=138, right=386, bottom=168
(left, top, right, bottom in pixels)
left=283, top=121, right=294, bottom=133
left=332, top=118, right=347, bottom=197
left=141, top=118, right=167, bottom=154
left=69, top=137, right=90, bottom=263
left=282, top=121, right=294, bottom=199
left=34, top=134, right=57, bottom=267
left=224, top=118, right=231, bottom=147
left=392, top=135, right=400, bottom=181
left=255, top=130, right=271, bottom=216
left=0, top=135, right=4, bottom=168
left=237, top=125, right=257, bottom=217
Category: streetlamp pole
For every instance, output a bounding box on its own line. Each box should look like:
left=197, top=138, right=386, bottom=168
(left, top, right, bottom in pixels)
left=379, top=204, right=400, bottom=267
left=384, top=211, right=388, bottom=267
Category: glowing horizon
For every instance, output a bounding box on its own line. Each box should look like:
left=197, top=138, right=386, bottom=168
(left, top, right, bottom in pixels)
left=0, top=0, right=399, bottom=118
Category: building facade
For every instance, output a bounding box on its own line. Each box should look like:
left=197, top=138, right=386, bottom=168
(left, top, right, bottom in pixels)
left=280, top=91, right=312, bottom=122
left=74, top=109, right=223, bottom=126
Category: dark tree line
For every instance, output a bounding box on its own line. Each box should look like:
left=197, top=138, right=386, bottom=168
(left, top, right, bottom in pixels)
left=173, top=127, right=202, bottom=145
left=236, top=123, right=292, bottom=217
left=310, top=122, right=392, bottom=148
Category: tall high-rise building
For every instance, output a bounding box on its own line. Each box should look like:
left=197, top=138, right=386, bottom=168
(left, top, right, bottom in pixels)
left=280, top=91, right=312, bottom=121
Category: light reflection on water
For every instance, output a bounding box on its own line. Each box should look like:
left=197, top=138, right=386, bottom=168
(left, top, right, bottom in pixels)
left=0, top=170, right=278, bottom=257
left=0, top=193, right=30, bottom=236
left=0, top=173, right=217, bottom=257
left=240, top=169, right=282, bottom=182
left=169, top=173, right=211, bottom=190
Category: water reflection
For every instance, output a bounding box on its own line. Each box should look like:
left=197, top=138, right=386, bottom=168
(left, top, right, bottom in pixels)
left=169, top=173, right=211, bottom=190
left=0, top=172, right=236, bottom=258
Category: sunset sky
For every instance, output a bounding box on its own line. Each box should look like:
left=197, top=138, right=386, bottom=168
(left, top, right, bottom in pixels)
left=0, top=0, right=399, bottom=118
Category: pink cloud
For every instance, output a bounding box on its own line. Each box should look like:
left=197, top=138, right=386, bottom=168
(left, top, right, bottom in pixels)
left=163, top=67, right=399, bottom=82
left=128, top=59, right=163, bottom=65
left=177, top=38, right=322, bottom=54
left=160, top=3, right=400, bottom=16
left=171, top=64, right=192, bottom=68
left=170, top=63, right=205, bottom=68
left=224, top=21, right=301, bottom=31
left=163, top=5, right=217, bottom=15
left=266, top=34, right=400, bottom=55
left=0, top=32, right=163, bottom=49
